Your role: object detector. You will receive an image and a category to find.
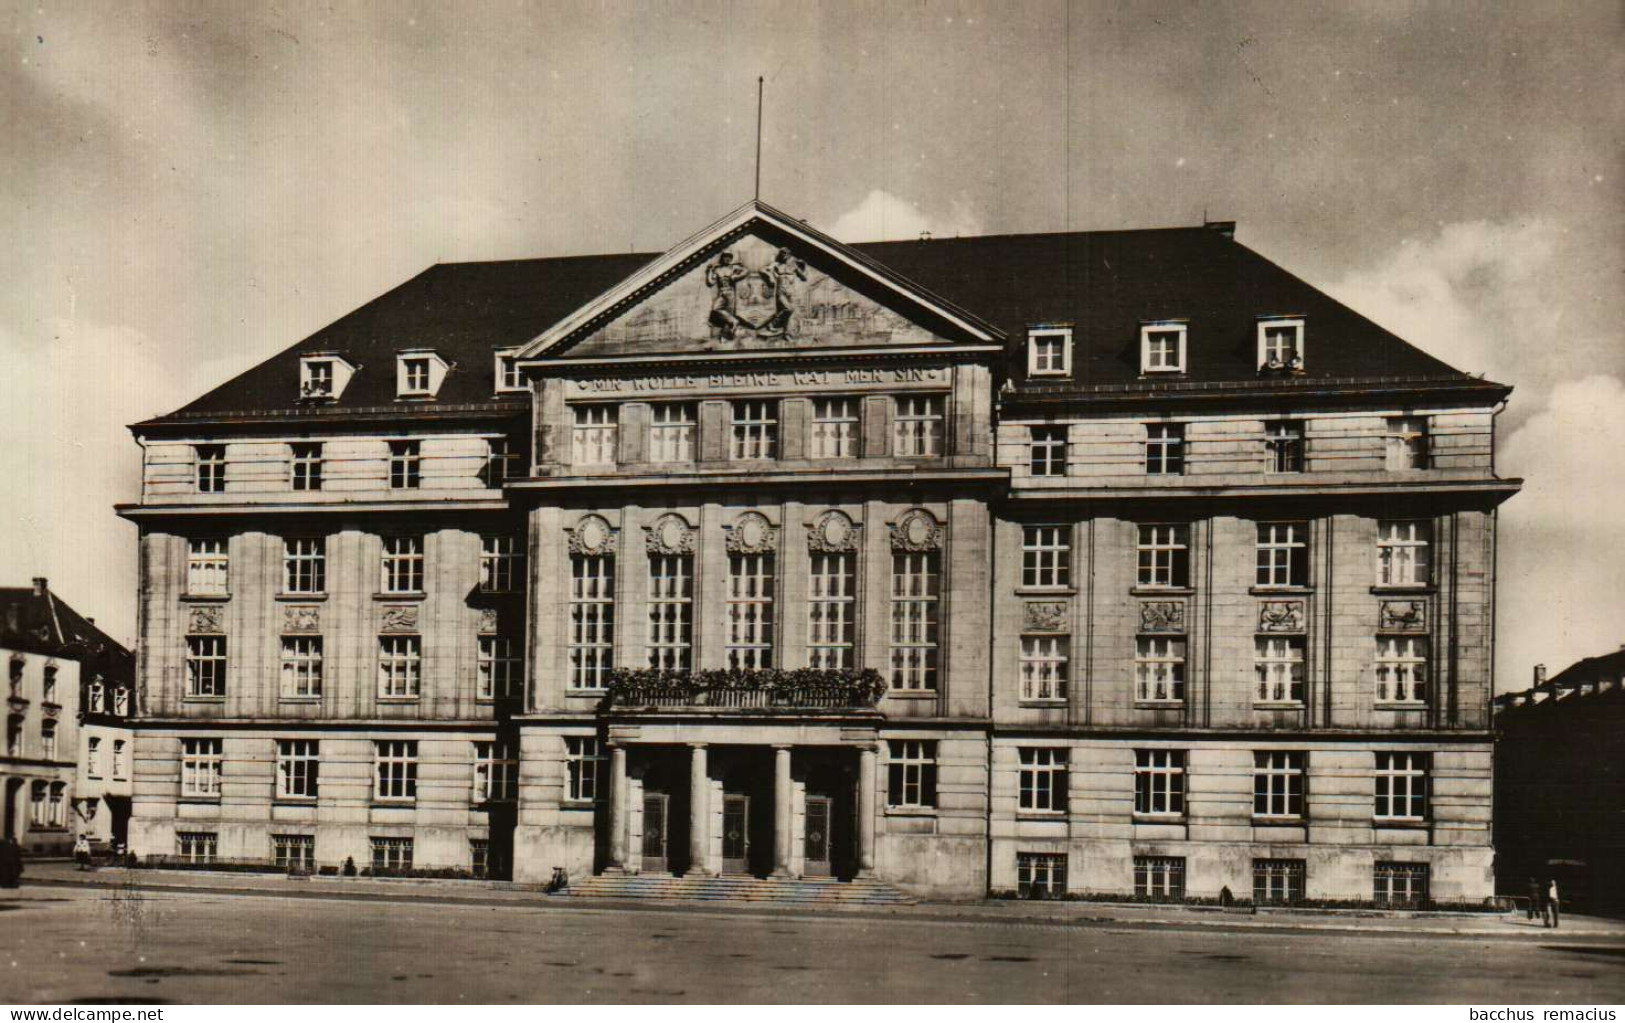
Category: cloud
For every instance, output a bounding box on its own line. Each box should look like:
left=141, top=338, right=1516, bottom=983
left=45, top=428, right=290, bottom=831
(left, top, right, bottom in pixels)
left=1497, top=375, right=1625, bottom=688
left=826, top=189, right=985, bottom=244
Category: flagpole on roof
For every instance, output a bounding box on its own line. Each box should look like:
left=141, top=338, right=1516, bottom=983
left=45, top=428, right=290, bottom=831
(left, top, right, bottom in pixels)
left=755, top=76, right=764, bottom=201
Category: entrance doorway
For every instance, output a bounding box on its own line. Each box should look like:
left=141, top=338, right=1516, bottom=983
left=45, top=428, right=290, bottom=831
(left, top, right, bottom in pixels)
left=804, top=795, right=833, bottom=876
left=721, top=794, right=750, bottom=874
left=2, top=778, right=19, bottom=841
left=641, top=793, right=670, bottom=873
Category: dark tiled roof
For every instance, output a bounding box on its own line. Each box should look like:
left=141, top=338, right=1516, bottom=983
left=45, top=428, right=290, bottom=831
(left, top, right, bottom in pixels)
left=0, top=585, right=134, bottom=686
left=1547, top=648, right=1625, bottom=689
left=140, top=225, right=1492, bottom=427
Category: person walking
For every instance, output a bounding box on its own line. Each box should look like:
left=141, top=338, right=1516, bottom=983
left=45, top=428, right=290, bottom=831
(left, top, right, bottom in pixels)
left=1545, top=878, right=1561, bottom=929
left=73, top=834, right=91, bottom=871
left=0, top=837, right=22, bottom=889
left=1527, top=877, right=1542, bottom=920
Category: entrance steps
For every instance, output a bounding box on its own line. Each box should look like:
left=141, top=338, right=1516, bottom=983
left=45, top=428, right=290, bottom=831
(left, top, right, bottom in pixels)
left=565, top=873, right=916, bottom=906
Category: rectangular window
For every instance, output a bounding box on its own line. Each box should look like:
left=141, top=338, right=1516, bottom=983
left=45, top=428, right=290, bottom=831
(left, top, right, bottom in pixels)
left=478, top=636, right=521, bottom=701
left=1017, top=852, right=1068, bottom=899
left=1140, top=324, right=1187, bottom=373
left=811, top=398, right=860, bottom=459
left=1374, top=752, right=1429, bottom=821
left=890, top=552, right=940, bottom=691
left=569, top=554, right=615, bottom=689
left=6, top=715, right=20, bottom=758
left=565, top=736, right=603, bottom=802
left=1021, top=525, right=1070, bottom=588
left=1134, top=856, right=1187, bottom=901
left=290, top=442, right=323, bottom=491
left=374, top=740, right=417, bottom=802
left=112, top=740, right=126, bottom=779
left=1258, top=319, right=1305, bottom=370
left=1136, top=524, right=1190, bottom=588
left=1386, top=416, right=1430, bottom=471
left=303, top=359, right=334, bottom=398
left=726, top=553, right=775, bottom=670
left=1029, top=426, right=1068, bottom=477
left=1145, top=424, right=1184, bottom=475
left=808, top=551, right=856, bottom=670
left=1019, top=636, right=1069, bottom=702
left=181, top=738, right=223, bottom=798
left=377, top=635, right=422, bottom=699
left=496, top=350, right=524, bottom=392
left=1376, top=637, right=1429, bottom=705
left=41, top=720, right=56, bottom=760
left=388, top=440, right=421, bottom=489
left=1377, top=521, right=1431, bottom=587
left=279, top=636, right=324, bottom=699
left=480, top=534, right=523, bottom=593
left=572, top=405, right=619, bottom=465
left=1018, top=747, right=1068, bottom=813
left=474, top=741, right=517, bottom=803
left=1253, top=859, right=1306, bottom=905
left=284, top=537, right=326, bottom=594
left=187, top=538, right=229, bottom=596
left=893, top=396, right=945, bottom=456
left=1133, top=749, right=1185, bottom=816
left=1027, top=327, right=1072, bottom=376
left=886, top=740, right=937, bottom=808
left=185, top=636, right=227, bottom=698
left=650, top=403, right=697, bottom=462
left=381, top=535, right=424, bottom=594
left=731, top=400, right=778, bottom=460
left=1255, top=636, right=1306, bottom=704
left=485, top=438, right=520, bottom=486
left=647, top=554, right=693, bottom=671
left=195, top=444, right=226, bottom=493
left=1135, top=637, right=1186, bottom=704
left=176, top=831, right=218, bottom=863
left=1253, top=751, right=1306, bottom=818
left=370, top=836, right=414, bottom=872
left=276, top=739, right=320, bottom=800
left=1265, top=420, right=1305, bottom=473
left=273, top=834, right=316, bottom=871
left=402, top=357, right=431, bottom=395
left=1256, top=522, right=1309, bottom=588
left=1374, top=863, right=1430, bottom=908
left=87, top=737, right=101, bottom=778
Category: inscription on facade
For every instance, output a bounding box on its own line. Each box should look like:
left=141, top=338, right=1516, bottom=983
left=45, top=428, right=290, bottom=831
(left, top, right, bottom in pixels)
left=1139, top=600, right=1186, bottom=634
left=1379, top=600, right=1428, bottom=632
left=570, top=365, right=946, bottom=397
left=1258, top=600, right=1306, bottom=633
left=1023, top=601, right=1070, bottom=633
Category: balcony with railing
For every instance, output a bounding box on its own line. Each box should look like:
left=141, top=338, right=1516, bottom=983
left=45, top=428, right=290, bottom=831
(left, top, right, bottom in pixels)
left=602, top=668, right=886, bottom=715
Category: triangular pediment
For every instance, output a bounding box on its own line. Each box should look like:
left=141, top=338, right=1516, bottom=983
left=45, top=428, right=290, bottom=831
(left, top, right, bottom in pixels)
left=517, top=201, right=1003, bottom=363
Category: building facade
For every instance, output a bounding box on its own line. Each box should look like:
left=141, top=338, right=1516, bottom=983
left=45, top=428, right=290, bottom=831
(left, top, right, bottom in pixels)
left=2, top=578, right=134, bottom=854
left=120, top=201, right=1517, bottom=902
left=1495, top=654, right=1625, bottom=916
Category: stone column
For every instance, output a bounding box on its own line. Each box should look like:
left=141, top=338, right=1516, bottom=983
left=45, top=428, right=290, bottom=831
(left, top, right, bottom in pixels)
left=771, top=745, right=794, bottom=878
left=856, top=745, right=878, bottom=878
left=605, top=744, right=630, bottom=874
left=687, top=744, right=710, bottom=876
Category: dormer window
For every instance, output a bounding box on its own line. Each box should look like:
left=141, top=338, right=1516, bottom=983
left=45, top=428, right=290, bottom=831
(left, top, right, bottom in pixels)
left=1027, top=327, right=1072, bottom=377
left=1257, top=318, right=1305, bottom=373
left=396, top=350, right=450, bottom=400
left=1141, top=322, right=1188, bottom=374
left=494, top=349, right=525, bottom=393
left=299, top=354, right=355, bottom=402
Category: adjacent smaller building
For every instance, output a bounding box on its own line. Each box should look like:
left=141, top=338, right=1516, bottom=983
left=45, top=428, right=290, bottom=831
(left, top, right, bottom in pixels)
left=1495, top=652, right=1625, bottom=917
left=2, top=579, right=134, bottom=855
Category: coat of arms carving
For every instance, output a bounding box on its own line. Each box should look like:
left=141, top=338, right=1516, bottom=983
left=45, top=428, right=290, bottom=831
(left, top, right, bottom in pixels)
left=283, top=606, right=320, bottom=633
left=380, top=606, right=419, bottom=632
left=1139, top=600, right=1186, bottom=634
left=1379, top=600, right=1428, bottom=632
left=1023, top=601, right=1069, bottom=633
left=187, top=606, right=225, bottom=634
left=1258, top=600, right=1306, bottom=633
left=705, top=246, right=808, bottom=341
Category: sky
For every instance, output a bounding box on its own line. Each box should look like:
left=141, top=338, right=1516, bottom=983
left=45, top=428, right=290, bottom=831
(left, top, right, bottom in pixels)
left=0, top=0, right=1619, bottom=692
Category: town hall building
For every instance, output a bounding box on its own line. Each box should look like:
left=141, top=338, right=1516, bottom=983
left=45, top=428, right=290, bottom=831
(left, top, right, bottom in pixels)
left=119, top=200, right=1518, bottom=904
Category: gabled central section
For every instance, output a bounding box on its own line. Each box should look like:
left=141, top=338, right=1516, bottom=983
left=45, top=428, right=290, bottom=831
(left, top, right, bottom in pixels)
left=519, top=200, right=1002, bottom=363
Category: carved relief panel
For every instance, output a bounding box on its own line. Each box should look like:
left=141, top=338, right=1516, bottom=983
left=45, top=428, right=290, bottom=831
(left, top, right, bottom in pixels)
left=1257, top=600, right=1306, bottom=633
left=1139, top=600, right=1186, bottom=634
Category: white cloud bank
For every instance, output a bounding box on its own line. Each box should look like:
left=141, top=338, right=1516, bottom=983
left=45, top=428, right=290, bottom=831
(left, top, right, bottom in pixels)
left=826, top=189, right=985, bottom=243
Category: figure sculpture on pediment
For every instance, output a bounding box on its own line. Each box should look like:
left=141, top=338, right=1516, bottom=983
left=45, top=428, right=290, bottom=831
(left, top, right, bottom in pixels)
left=758, top=247, right=808, bottom=339
left=704, top=250, right=751, bottom=341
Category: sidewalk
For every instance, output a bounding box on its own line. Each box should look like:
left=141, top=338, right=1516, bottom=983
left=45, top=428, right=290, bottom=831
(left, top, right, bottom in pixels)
left=17, top=860, right=1625, bottom=939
